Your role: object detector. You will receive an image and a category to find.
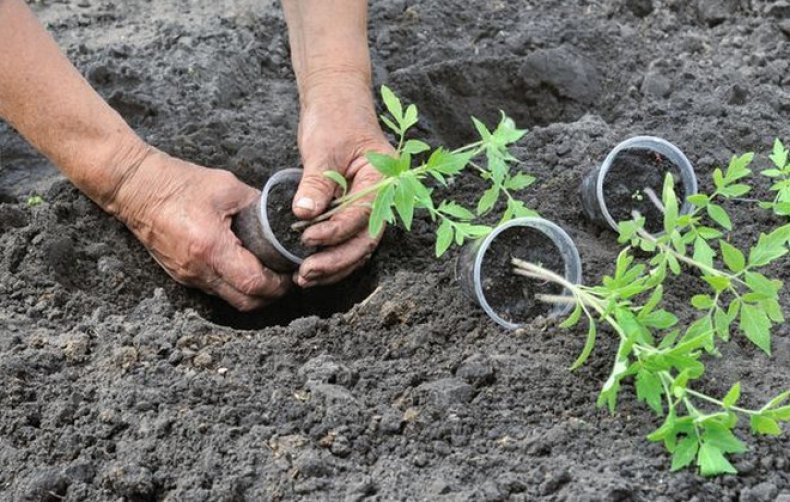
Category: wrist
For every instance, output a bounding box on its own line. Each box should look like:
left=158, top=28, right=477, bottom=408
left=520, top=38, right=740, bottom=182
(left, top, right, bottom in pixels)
left=298, top=64, right=373, bottom=110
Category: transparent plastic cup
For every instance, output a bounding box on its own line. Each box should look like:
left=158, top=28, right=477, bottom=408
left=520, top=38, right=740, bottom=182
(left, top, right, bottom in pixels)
left=455, top=217, right=583, bottom=330
left=580, top=136, right=698, bottom=231
left=232, top=168, right=307, bottom=273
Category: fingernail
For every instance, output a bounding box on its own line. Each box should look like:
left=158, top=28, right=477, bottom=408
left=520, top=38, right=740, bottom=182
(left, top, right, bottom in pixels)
left=295, top=197, right=315, bottom=211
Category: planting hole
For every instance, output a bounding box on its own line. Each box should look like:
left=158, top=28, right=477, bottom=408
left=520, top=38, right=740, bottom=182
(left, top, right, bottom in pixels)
left=197, top=265, right=378, bottom=330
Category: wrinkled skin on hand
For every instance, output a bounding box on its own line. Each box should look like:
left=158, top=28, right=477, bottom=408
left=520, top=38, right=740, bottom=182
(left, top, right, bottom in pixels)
left=291, top=81, right=395, bottom=288
left=112, top=150, right=291, bottom=310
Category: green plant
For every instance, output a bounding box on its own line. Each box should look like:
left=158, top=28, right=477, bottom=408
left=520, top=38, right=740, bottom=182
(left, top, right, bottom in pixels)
left=510, top=146, right=790, bottom=476
left=26, top=194, right=44, bottom=207
left=760, top=139, right=790, bottom=216
left=618, top=154, right=790, bottom=355
left=292, top=86, right=537, bottom=256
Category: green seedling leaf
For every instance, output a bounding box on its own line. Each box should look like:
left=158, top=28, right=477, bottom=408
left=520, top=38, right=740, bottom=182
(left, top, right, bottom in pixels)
left=26, top=195, right=44, bottom=207
left=393, top=182, right=415, bottom=230
left=380, top=114, right=401, bottom=135
left=323, top=170, right=348, bottom=196
left=687, top=194, right=709, bottom=207
left=691, top=294, right=715, bottom=310
left=719, top=240, right=745, bottom=273
left=471, top=116, right=492, bottom=141
left=722, top=382, right=741, bottom=408
left=439, top=201, right=475, bottom=220
left=636, top=368, right=663, bottom=415
left=403, top=104, right=418, bottom=130
left=769, top=138, right=788, bottom=170
left=739, top=303, right=771, bottom=354
left=693, top=237, right=716, bottom=269
left=697, top=443, right=737, bottom=476
left=663, top=173, right=679, bottom=233
left=402, top=139, right=430, bottom=155
left=560, top=304, right=583, bottom=329
left=435, top=219, right=454, bottom=257
left=505, top=173, right=535, bottom=191
left=381, top=85, right=403, bottom=122
left=671, top=436, right=699, bottom=472
left=477, top=186, right=499, bottom=215
left=750, top=415, right=782, bottom=436
left=367, top=152, right=401, bottom=177
left=706, top=204, right=732, bottom=230
left=570, top=320, right=597, bottom=371
left=725, top=152, right=753, bottom=181
left=368, top=184, right=396, bottom=237
left=714, top=308, right=731, bottom=341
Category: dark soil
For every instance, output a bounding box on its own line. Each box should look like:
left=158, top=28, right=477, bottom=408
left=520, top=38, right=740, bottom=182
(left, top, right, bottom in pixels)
left=266, top=180, right=315, bottom=259
left=1, top=0, right=789, bottom=500
left=479, top=226, right=565, bottom=324
left=603, top=147, right=684, bottom=232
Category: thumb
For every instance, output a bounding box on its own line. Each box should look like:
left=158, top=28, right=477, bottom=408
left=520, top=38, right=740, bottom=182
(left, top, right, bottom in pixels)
left=292, top=157, right=337, bottom=220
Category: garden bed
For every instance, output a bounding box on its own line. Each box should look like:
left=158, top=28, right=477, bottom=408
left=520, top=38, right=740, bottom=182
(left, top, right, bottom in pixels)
left=1, top=0, right=788, bottom=500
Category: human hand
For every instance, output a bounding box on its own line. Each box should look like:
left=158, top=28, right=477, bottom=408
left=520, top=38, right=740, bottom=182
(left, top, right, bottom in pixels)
left=291, top=79, right=395, bottom=287
left=110, top=149, right=291, bottom=310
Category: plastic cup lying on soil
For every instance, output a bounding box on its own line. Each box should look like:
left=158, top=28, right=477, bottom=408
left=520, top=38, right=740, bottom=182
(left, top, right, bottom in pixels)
left=232, top=168, right=317, bottom=273
left=580, top=136, right=698, bottom=234
left=456, top=217, right=583, bottom=330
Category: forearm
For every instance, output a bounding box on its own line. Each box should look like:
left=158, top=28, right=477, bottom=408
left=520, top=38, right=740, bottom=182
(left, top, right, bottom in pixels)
left=0, top=0, right=148, bottom=213
left=281, top=0, right=372, bottom=105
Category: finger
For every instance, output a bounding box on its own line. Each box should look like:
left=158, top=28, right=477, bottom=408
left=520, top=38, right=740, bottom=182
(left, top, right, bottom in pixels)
left=292, top=162, right=337, bottom=221
left=211, top=280, right=270, bottom=312
left=213, top=232, right=292, bottom=301
left=295, top=232, right=378, bottom=287
left=301, top=164, right=382, bottom=247
left=301, top=205, right=370, bottom=247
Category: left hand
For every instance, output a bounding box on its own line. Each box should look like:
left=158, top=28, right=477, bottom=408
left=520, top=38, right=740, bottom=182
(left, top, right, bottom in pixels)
left=291, top=79, right=394, bottom=288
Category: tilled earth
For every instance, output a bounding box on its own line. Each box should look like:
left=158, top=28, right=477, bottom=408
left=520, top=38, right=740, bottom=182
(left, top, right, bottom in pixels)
left=1, top=0, right=789, bottom=500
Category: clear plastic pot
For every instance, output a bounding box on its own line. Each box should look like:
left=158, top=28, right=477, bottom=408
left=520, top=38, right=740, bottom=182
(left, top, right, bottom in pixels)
left=456, top=217, right=583, bottom=330
left=580, top=136, right=698, bottom=231
left=232, top=168, right=307, bottom=273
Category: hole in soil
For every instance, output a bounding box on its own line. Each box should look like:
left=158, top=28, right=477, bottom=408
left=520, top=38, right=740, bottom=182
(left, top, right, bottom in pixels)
left=390, top=54, right=605, bottom=145
left=197, top=265, right=378, bottom=330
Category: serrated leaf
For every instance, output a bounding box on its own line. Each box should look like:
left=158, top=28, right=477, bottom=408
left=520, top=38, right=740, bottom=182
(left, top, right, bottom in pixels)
left=636, top=368, right=664, bottom=415
left=435, top=220, right=453, bottom=257
left=393, top=182, right=415, bottom=230
left=702, top=424, right=746, bottom=454
left=750, top=415, right=782, bottom=436
left=714, top=308, right=731, bottom=341
left=725, top=152, right=753, bottom=181
left=691, top=294, right=715, bottom=310
left=477, top=186, right=499, bottom=215
left=439, top=201, right=475, bottom=220
left=380, top=114, right=401, bottom=135
left=707, top=204, right=732, bottom=230
left=740, top=303, right=771, bottom=354
left=722, top=382, right=741, bottom=408
left=671, top=436, right=699, bottom=471
left=381, top=85, right=403, bottom=122
left=693, top=237, right=715, bottom=269
left=769, top=138, right=788, bottom=169
left=368, top=184, right=395, bottom=237
left=697, top=443, right=737, bottom=476
left=505, top=173, right=535, bottom=191
left=744, top=271, right=781, bottom=299
left=367, top=152, right=401, bottom=177
left=719, top=240, right=745, bottom=273
left=687, top=194, right=709, bottom=207
left=402, top=139, right=430, bottom=155
left=403, top=104, right=418, bottom=129
left=471, top=116, right=491, bottom=141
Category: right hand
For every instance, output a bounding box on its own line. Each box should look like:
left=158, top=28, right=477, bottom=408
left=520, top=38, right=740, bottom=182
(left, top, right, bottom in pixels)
left=110, top=149, right=291, bottom=311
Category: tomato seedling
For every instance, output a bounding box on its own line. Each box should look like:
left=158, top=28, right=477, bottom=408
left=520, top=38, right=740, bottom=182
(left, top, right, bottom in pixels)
left=292, top=86, right=537, bottom=257
left=760, top=139, right=790, bottom=216
left=511, top=147, right=790, bottom=476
